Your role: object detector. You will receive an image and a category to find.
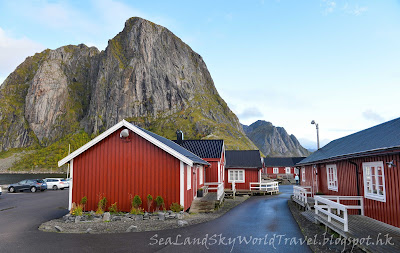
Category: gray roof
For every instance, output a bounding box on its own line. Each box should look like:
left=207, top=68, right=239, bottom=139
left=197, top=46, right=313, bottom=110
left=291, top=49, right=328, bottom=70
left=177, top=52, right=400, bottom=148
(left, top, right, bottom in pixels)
left=226, top=150, right=262, bottom=169
left=137, top=127, right=210, bottom=166
left=173, top=140, right=224, bottom=159
left=264, top=157, right=306, bottom=167
left=298, top=117, right=400, bottom=165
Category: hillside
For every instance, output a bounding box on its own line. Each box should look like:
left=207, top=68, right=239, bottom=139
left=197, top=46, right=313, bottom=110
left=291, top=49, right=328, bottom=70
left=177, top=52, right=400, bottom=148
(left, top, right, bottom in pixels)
left=0, top=17, right=257, bottom=171
left=243, top=120, right=311, bottom=157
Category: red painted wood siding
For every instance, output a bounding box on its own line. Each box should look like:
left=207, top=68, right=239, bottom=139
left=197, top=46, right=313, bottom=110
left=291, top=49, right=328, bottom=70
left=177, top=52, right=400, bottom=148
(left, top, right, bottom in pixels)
left=265, top=166, right=297, bottom=178
left=204, top=159, right=221, bottom=183
left=183, top=164, right=205, bottom=210
left=224, top=168, right=260, bottom=190
left=72, top=127, right=182, bottom=212
left=301, top=152, right=400, bottom=228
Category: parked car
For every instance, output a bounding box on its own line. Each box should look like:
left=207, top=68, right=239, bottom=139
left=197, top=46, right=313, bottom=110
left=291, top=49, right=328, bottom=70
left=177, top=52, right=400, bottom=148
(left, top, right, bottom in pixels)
left=62, top=178, right=71, bottom=188
left=0, top=186, right=2, bottom=195
left=43, top=178, right=67, bottom=190
left=8, top=179, right=47, bottom=193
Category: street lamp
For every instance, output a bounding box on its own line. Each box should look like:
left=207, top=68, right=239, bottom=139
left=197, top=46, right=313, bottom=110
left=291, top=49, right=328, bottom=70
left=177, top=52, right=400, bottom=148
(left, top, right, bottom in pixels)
left=311, top=120, right=320, bottom=150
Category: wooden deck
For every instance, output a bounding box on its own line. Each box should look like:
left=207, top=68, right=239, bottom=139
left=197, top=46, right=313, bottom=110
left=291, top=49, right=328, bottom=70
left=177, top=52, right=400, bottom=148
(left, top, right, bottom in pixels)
left=316, top=213, right=400, bottom=253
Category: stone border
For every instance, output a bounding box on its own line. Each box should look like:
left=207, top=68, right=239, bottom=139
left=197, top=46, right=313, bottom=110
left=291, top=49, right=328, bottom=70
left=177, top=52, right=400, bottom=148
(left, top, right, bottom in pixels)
left=39, top=196, right=250, bottom=234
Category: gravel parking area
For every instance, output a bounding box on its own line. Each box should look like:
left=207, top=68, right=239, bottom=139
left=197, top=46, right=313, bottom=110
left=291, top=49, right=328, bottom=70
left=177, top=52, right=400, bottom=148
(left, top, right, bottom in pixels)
left=39, top=196, right=249, bottom=234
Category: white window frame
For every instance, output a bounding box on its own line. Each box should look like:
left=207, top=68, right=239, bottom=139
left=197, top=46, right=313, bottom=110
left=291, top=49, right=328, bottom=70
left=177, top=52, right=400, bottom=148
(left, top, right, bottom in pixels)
left=363, top=161, right=386, bottom=202
left=187, top=165, right=191, bottom=190
left=326, top=164, right=338, bottom=191
left=228, top=169, right=245, bottom=183
left=273, top=167, right=279, bottom=174
left=301, top=167, right=305, bottom=182
left=199, top=166, right=203, bottom=185
left=285, top=167, right=291, bottom=174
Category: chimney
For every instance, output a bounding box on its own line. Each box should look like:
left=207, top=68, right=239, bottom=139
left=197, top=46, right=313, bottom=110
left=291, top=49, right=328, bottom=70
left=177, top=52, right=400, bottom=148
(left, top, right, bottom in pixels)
left=176, top=130, right=184, bottom=145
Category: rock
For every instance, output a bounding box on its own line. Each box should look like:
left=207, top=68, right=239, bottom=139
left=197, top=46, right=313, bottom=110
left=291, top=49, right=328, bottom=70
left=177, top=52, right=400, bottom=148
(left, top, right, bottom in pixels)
left=158, top=212, right=165, bottom=221
left=134, top=215, right=143, bottom=221
left=150, top=215, right=159, bottom=221
left=43, top=226, right=52, bottom=230
left=177, top=213, right=184, bottom=220
left=93, top=218, right=102, bottom=222
left=102, top=212, right=111, bottom=222
left=85, top=228, right=93, bottom=234
left=167, top=213, right=176, bottom=219
left=62, top=214, right=71, bottom=221
left=121, top=217, right=133, bottom=222
left=177, top=220, right=189, bottom=227
left=126, top=225, right=138, bottom=232
left=90, top=211, right=95, bottom=216
left=75, top=216, right=81, bottom=223
left=111, top=216, right=122, bottom=221
left=54, top=226, right=63, bottom=232
left=143, top=213, right=149, bottom=220
left=167, top=210, right=173, bottom=214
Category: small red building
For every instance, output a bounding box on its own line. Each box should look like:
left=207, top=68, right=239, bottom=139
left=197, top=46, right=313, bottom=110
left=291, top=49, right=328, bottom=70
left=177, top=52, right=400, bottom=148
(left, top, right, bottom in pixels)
left=264, top=157, right=305, bottom=179
left=298, top=117, right=400, bottom=228
left=174, top=134, right=225, bottom=186
left=224, top=150, right=263, bottom=190
left=58, top=120, right=209, bottom=212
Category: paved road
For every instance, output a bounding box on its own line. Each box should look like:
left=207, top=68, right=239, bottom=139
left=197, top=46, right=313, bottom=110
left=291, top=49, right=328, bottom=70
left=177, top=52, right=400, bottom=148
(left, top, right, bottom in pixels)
left=0, top=185, right=311, bottom=253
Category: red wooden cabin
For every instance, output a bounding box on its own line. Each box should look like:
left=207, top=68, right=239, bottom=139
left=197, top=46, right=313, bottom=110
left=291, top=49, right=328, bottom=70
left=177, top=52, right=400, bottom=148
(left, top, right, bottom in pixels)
left=264, top=157, right=305, bottom=179
left=58, top=120, right=209, bottom=212
left=174, top=133, right=225, bottom=186
left=224, top=150, right=263, bottom=190
left=297, top=117, right=400, bottom=228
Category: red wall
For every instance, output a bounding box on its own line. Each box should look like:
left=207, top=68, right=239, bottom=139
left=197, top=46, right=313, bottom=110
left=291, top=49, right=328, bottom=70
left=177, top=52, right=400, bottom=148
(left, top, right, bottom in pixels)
left=266, top=166, right=297, bottom=178
left=224, top=168, right=260, bottom=190
left=301, top=152, right=400, bottom=228
left=73, top=127, right=183, bottom=212
left=205, top=159, right=221, bottom=183
left=183, top=164, right=204, bottom=210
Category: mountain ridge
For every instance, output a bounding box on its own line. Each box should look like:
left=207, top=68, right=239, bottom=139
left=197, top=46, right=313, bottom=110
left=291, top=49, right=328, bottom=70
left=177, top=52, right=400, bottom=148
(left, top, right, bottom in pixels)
left=242, top=120, right=311, bottom=157
left=0, top=17, right=257, bottom=171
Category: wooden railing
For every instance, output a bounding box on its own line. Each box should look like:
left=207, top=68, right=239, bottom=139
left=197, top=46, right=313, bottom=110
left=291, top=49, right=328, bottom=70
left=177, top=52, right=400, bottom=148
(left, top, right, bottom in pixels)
left=250, top=181, right=279, bottom=193
left=293, top=186, right=312, bottom=205
left=204, top=182, right=224, bottom=200
left=314, top=195, right=364, bottom=232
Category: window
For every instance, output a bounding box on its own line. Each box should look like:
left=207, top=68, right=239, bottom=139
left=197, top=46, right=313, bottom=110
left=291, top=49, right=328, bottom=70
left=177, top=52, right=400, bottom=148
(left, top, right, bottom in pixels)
left=199, top=166, right=203, bottom=184
left=363, top=161, right=386, bottom=202
left=326, top=164, right=338, bottom=191
left=294, top=168, right=299, bottom=175
left=273, top=167, right=279, bottom=174
left=228, top=170, right=245, bottom=183
left=301, top=167, right=305, bottom=182
left=187, top=166, right=191, bottom=190
left=285, top=167, right=291, bottom=174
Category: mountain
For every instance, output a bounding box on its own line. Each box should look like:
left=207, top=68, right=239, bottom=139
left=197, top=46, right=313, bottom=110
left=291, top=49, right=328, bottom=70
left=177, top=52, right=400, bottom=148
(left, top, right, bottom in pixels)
left=242, top=120, right=311, bottom=157
left=0, top=17, right=257, bottom=171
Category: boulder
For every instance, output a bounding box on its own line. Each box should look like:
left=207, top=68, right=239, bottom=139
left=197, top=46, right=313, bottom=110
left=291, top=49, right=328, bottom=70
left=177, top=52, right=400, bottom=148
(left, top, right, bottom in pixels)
left=134, top=215, right=143, bottom=221
left=177, top=220, right=189, bottom=227
left=177, top=213, right=184, bottom=220
left=54, top=226, right=63, bottom=232
left=62, top=214, right=71, bottom=221
left=158, top=212, right=165, bottom=221
left=102, top=212, right=111, bottom=222
left=75, top=216, right=82, bottom=223
left=85, top=228, right=93, bottom=234
left=126, top=225, right=138, bottom=232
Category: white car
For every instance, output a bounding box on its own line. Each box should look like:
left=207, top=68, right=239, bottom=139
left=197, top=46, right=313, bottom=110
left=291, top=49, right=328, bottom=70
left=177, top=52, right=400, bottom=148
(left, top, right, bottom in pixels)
left=44, top=178, right=67, bottom=190
left=0, top=186, right=2, bottom=195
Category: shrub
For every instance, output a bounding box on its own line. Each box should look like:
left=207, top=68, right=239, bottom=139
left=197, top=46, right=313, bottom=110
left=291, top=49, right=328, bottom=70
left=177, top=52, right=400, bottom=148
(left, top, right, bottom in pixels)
left=132, top=195, right=142, bottom=208
left=147, top=194, right=153, bottom=212
left=96, top=195, right=107, bottom=215
left=80, top=196, right=87, bottom=212
left=109, top=202, right=118, bottom=214
left=129, top=207, right=144, bottom=215
left=170, top=202, right=183, bottom=213
left=95, top=206, right=104, bottom=215
left=155, top=196, right=164, bottom=211
left=70, top=203, right=83, bottom=216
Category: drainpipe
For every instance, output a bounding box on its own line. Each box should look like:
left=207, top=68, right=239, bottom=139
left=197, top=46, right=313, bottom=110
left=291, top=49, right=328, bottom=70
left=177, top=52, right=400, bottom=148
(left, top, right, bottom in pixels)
left=348, top=160, right=361, bottom=215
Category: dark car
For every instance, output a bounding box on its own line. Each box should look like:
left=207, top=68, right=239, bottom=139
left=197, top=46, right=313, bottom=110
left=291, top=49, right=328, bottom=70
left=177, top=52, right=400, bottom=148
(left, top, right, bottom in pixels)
left=8, top=179, right=47, bottom=193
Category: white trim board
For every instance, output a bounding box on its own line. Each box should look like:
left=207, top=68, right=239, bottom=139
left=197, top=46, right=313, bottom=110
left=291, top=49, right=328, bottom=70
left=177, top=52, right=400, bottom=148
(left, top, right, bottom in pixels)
left=58, top=119, right=194, bottom=167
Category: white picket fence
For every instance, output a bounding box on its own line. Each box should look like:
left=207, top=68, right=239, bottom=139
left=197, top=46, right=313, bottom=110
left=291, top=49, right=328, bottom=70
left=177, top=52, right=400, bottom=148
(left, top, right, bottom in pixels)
left=250, top=181, right=279, bottom=194
left=314, top=195, right=364, bottom=232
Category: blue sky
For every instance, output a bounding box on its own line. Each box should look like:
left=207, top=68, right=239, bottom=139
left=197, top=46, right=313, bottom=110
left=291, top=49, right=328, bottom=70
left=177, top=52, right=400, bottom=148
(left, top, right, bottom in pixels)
left=1, top=0, right=400, bottom=149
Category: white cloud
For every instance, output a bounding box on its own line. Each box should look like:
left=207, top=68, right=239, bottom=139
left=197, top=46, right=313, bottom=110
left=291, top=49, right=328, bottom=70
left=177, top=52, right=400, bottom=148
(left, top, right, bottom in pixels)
left=362, top=109, right=385, bottom=123
left=238, top=107, right=264, bottom=120
left=321, top=0, right=337, bottom=14
left=0, top=27, right=45, bottom=78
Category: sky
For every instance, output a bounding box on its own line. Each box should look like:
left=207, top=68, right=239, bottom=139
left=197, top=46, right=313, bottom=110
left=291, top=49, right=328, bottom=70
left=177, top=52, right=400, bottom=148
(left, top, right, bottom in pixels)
left=1, top=0, right=400, bottom=150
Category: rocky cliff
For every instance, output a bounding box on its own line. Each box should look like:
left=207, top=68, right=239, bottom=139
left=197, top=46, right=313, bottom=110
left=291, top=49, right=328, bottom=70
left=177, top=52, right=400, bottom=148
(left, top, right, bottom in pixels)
left=0, top=17, right=256, bottom=170
left=242, top=120, right=311, bottom=157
